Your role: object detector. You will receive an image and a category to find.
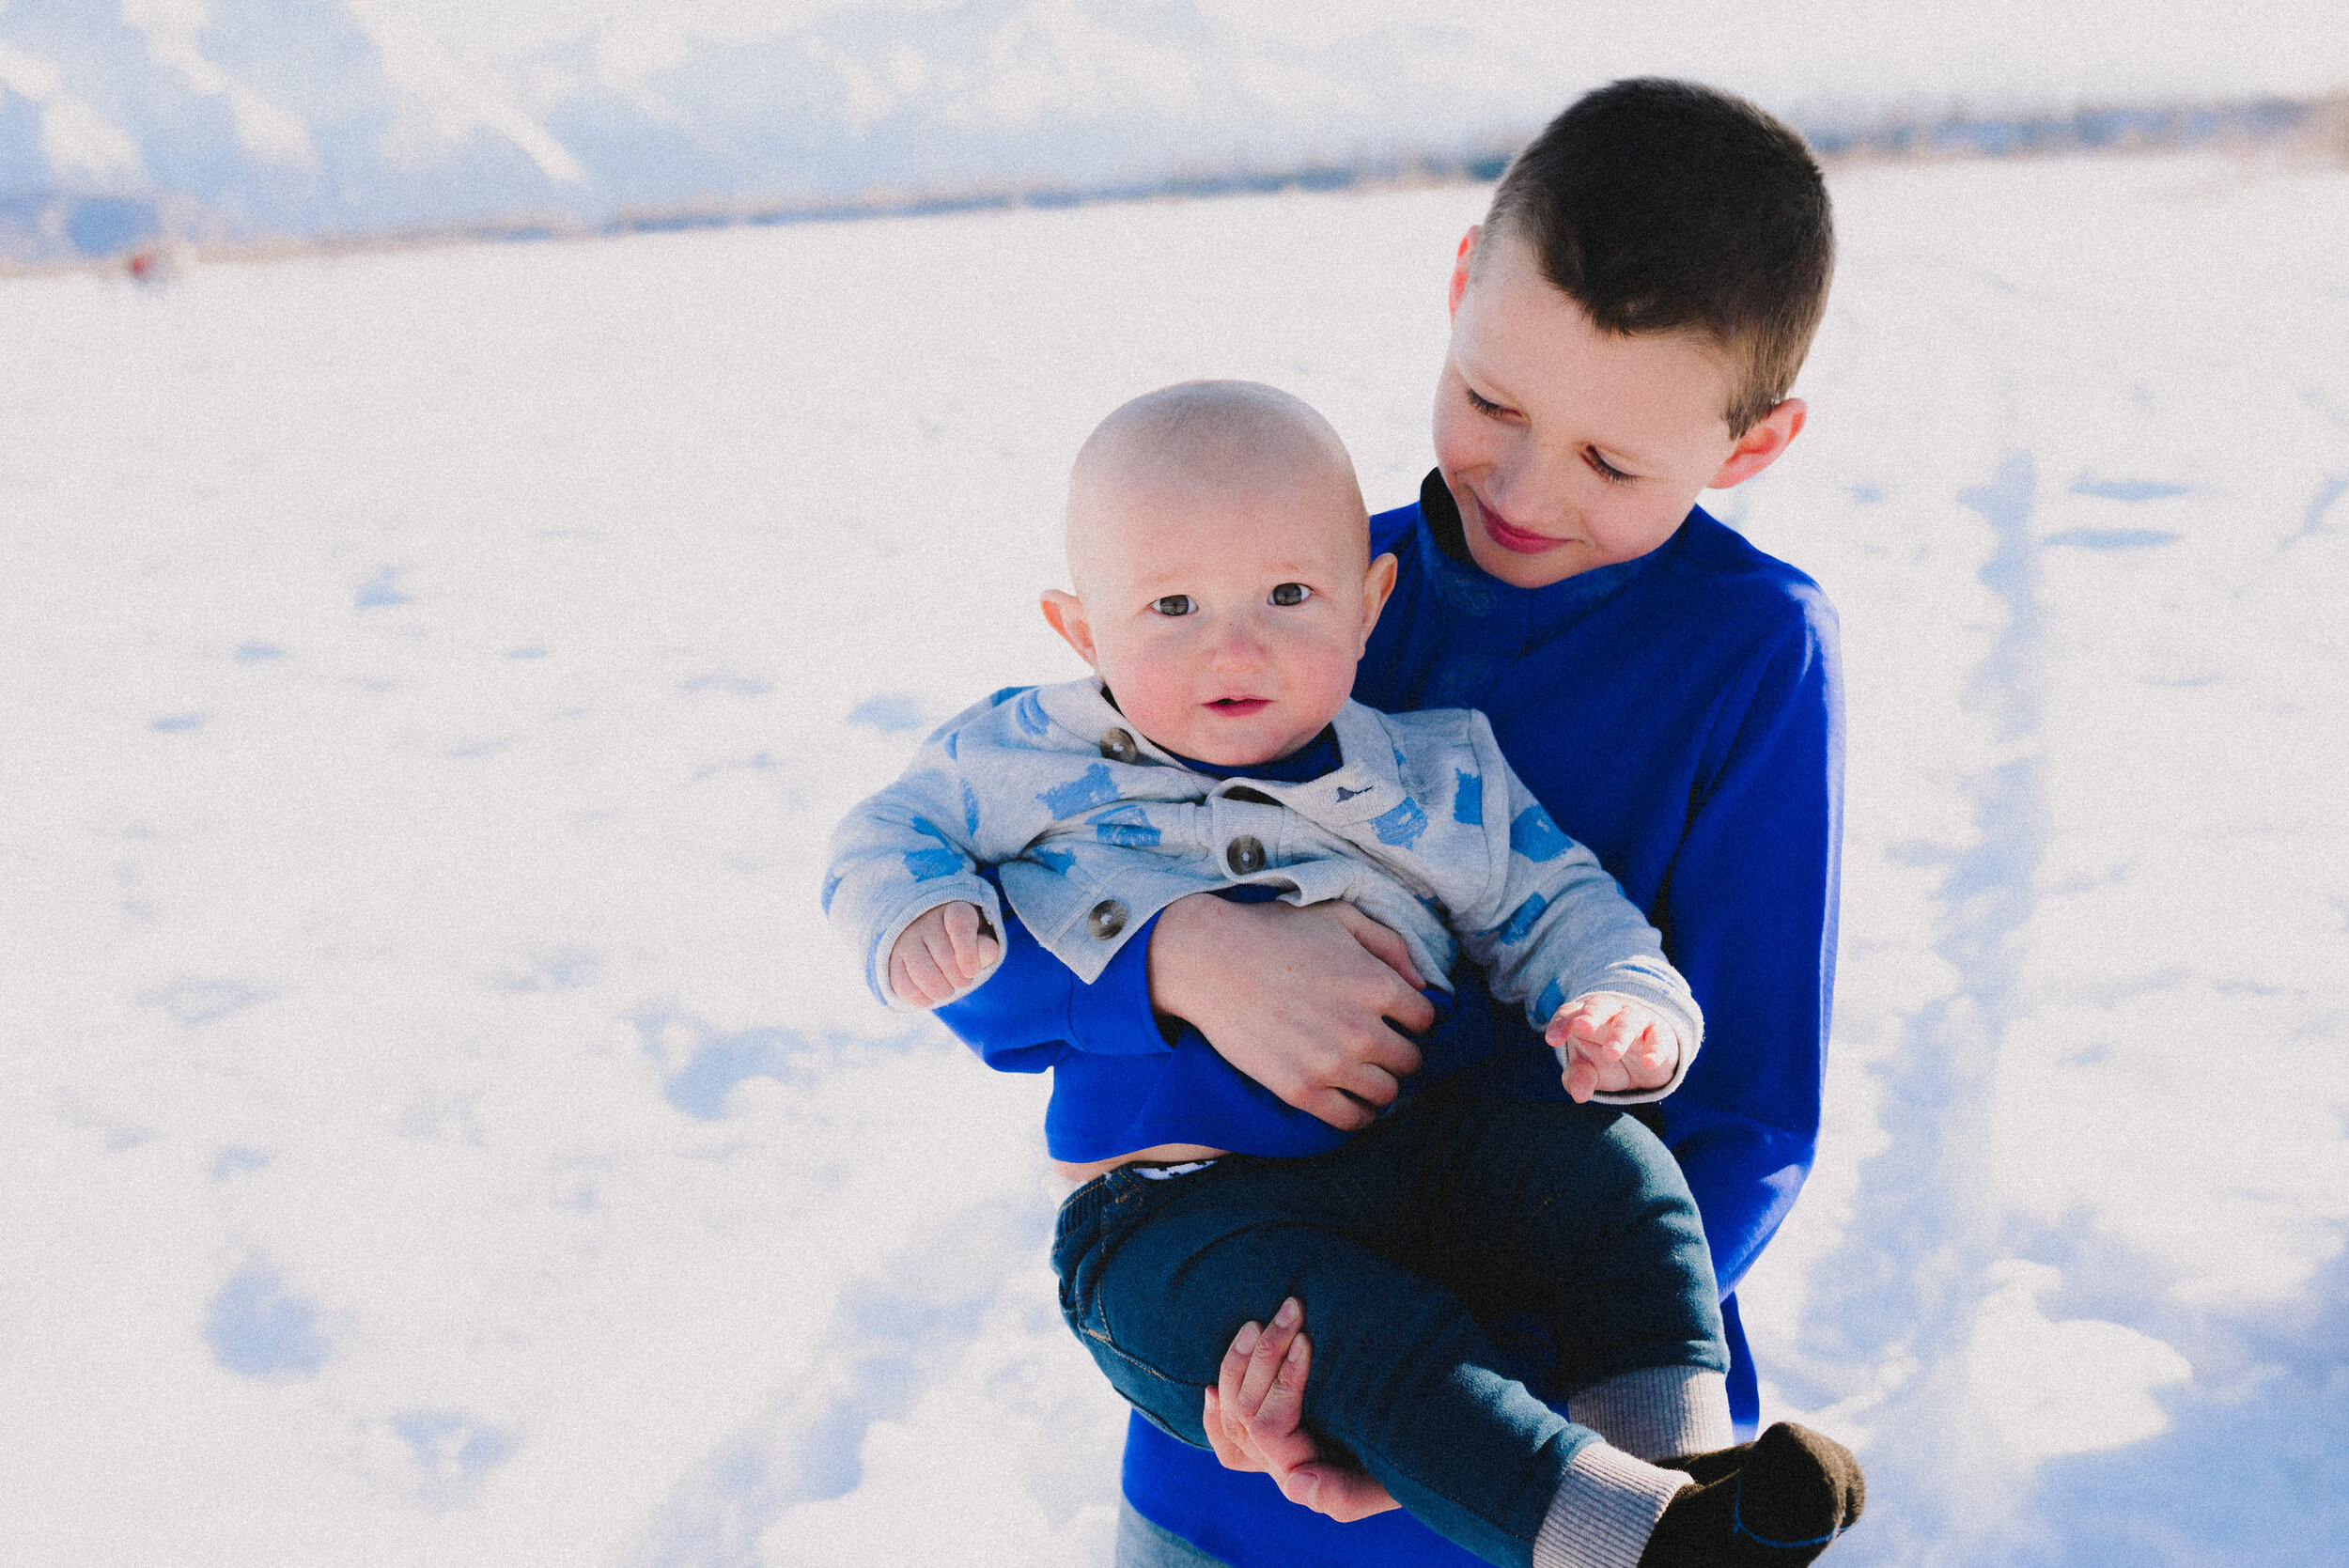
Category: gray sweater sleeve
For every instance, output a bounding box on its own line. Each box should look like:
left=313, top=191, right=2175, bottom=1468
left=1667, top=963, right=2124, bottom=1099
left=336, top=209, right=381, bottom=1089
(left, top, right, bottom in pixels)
left=822, top=701, right=1008, bottom=1011
left=1449, top=718, right=1703, bottom=1101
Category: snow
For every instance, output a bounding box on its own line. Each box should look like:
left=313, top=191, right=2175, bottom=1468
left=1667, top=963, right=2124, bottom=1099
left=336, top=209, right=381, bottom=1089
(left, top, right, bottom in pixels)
left=3, top=154, right=2345, bottom=1566
left=8, top=1, right=2348, bottom=258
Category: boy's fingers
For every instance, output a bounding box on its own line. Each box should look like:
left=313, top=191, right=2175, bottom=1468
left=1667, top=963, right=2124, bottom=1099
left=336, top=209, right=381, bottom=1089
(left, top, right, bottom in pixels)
left=1219, top=1320, right=1264, bottom=1415
left=1251, top=1329, right=1310, bottom=1440
left=1239, top=1298, right=1302, bottom=1416
left=1333, top=904, right=1424, bottom=991
left=1342, top=1063, right=1402, bottom=1110
left=1303, top=1088, right=1377, bottom=1133
left=1283, top=1462, right=1400, bottom=1522
left=1201, top=1389, right=1262, bottom=1474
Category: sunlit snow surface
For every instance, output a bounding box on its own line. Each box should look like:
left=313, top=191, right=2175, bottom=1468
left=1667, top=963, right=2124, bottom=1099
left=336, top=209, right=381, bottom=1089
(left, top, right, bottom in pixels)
left=5, top=156, right=2346, bottom=1567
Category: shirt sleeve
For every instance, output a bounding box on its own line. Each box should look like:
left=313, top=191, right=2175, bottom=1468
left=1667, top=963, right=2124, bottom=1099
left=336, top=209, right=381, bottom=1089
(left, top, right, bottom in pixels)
left=822, top=726, right=1006, bottom=1010
left=1453, top=725, right=1703, bottom=1100
left=1656, top=596, right=1844, bottom=1294
left=931, top=886, right=1175, bottom=1066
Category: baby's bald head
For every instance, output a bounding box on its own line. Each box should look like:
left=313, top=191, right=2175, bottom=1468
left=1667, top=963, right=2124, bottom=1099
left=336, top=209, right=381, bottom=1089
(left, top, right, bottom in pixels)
left=1065, top=380, right=1367, bottom=593
left=1039, top=380, right=1395, bottom=767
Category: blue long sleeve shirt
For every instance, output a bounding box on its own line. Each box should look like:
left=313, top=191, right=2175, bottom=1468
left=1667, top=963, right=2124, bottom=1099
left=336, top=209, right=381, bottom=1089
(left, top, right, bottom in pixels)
left=936, top=474, right=1844, bottom=1568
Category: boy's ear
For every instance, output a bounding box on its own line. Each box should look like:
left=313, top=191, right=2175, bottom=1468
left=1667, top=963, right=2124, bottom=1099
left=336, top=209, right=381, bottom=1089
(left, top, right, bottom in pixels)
left=1705, top=397, right=1808, bottom=491
left=1040, top=589, right=1097, bottom=667
left=1358, top=551, right=1399, bottom=651
left=1448, top=226, right=1480, bottom=319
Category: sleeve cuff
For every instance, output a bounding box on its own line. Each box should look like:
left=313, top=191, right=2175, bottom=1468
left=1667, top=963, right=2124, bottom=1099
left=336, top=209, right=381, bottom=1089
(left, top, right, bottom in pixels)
left=1560, top=982, right=1702, bottom=1104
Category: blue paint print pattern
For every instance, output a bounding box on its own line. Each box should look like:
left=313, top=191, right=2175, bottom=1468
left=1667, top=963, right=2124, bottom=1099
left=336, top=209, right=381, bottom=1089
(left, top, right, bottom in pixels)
left=986, top=685, right=1025, bottom=707
left=902, top=815, right=965, bottom=882
left=1535, top=975, right=1567, bottom=1023
left=820, top=872, right=843, bottom=914
left=1496, top=892, right=1549, bottom=946
left=961, top=781, right=982, bottom=835
left=1031, top=846, right=1076, bottom=874
left=1453, top=769, right=1484, bottom=826
left=1090, top=804, right=1161, bottom=848
left=1014, top=689, right=1052, bottom=737
left=1039, top=764, right=1121, bottom=817
left=1370, top=796, right=1427, bottom=848
left=1510, top=805, right=1573, bottom=862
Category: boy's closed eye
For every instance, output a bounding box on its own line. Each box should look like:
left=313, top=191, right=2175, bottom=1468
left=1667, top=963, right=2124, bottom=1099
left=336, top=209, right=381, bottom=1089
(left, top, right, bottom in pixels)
left=1462, top=382, right=1639, bottom=487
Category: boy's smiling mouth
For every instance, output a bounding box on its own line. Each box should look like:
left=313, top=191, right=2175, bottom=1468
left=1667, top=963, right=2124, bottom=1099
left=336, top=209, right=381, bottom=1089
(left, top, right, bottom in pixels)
left=1472, top=493, right=1572, bottom=556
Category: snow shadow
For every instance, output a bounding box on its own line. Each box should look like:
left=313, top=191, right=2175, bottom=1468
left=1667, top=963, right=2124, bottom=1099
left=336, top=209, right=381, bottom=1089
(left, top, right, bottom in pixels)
left=621, top=1203, right=1041, bottom=1568
left=143, top=977, right=263, bottom=1026
left=390, top=1409, right=518, bottom=1509
left=1800, top=453, right=2053, bottom=1561
left=633, top=1006, right=827, bottom=1119
left=2007, top=1226, right=2349, bottom=1567
left=845, top=694, right=926, bottom=735
left=205, top=1258, right=332, bottom=1379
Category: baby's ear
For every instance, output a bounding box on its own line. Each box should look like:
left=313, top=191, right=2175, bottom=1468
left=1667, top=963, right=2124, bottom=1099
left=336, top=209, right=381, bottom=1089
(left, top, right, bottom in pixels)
left=1040, top=589, right=1097, bottom=666
left=1359, top=552, right=1400, bottom=648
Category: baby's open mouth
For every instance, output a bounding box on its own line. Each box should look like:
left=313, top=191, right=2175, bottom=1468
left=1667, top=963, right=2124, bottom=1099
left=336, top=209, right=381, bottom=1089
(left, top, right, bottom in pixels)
left=1207, top=697, right=1270, bottom=715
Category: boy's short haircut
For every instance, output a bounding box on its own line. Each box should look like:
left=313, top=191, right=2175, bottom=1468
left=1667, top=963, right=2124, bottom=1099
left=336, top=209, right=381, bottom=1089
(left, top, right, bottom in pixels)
left=1485, top=77, right=1834, bottom=435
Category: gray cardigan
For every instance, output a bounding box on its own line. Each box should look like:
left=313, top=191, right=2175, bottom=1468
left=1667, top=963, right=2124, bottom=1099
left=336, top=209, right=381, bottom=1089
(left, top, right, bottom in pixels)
left=825, top=678, right=1702, bottom=1099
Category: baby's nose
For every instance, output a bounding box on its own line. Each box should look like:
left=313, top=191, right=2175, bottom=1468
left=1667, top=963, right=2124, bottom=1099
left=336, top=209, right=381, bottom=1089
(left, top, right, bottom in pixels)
left=1207, top=620, right=1266, bottom=667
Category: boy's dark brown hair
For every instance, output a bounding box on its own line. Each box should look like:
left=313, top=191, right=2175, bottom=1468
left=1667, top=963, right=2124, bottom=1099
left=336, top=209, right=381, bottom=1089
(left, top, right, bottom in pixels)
left=1484, top=77, right=1834, bottom=435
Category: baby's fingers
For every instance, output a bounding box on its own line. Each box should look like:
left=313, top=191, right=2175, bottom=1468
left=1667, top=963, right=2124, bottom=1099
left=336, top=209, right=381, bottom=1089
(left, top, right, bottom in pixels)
left=941, top=903, right=983, bottom=980
left=893, top=945, right=951, bottom=1008
left=1562, top=1052, right=1599, bottom=1103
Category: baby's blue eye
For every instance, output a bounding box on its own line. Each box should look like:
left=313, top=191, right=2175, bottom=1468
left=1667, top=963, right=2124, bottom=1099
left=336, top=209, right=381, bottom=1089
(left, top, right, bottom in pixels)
left=1153, top=595, right=1195, bottom=616
left=1269, top=582, right=1311, bottom=606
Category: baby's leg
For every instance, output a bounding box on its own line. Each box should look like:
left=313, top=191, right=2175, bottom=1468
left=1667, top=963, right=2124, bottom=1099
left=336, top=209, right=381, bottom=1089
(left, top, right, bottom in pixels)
left=1054, top=1156, right=1678, bottom=1568
left=1339, top=1090, right=1735, bottom=1461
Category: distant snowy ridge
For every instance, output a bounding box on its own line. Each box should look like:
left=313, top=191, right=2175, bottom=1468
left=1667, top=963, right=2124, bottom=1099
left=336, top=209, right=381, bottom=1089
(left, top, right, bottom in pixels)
left=0, top=0, right=1550, bottom=263
left=5, top=0, right=2343, bottom=267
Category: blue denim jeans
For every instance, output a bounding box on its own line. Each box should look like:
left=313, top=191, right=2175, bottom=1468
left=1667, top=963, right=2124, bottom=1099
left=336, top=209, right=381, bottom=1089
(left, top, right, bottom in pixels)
left=1052, top=1086, right=1725, bottom=1568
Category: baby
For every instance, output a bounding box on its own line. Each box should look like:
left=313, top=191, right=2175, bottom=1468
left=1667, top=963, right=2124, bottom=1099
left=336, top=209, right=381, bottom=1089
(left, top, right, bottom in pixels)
left=826, top=381, right=1861, bottom=1568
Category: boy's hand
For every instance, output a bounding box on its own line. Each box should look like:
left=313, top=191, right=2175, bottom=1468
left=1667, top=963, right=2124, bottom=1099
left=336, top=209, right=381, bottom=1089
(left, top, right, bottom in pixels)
left=1201, top=1298, right=1399, bottom=1522
left=1545, top=992, right=1678, bottom=1103
left=1148, top=895, right=1434, bottom=1132
left=887, top=902, right=1000, bottom=1008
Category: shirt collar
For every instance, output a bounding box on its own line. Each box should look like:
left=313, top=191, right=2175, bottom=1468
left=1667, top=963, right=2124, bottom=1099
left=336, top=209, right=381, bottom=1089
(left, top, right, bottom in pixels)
left=1416, top=468, right=1670, bottom=645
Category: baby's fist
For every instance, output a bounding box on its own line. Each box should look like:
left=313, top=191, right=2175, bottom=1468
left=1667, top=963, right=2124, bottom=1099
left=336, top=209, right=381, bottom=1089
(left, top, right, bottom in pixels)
left=1545, top=992, right=1678, bottom=1103
left=888, top=902, right=1001, bottom=1008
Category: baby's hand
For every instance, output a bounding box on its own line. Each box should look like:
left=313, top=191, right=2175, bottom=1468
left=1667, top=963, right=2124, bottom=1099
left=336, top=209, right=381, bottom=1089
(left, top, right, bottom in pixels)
left=1545, top=992, right=1678, bottom=1103
left=888, top=902, right=1001, bottom=1008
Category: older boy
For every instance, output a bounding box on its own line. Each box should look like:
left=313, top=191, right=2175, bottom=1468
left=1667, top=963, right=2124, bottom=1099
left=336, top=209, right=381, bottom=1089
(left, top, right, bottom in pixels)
left=829, top=381, right=1859, bottom=1568
left=932, top=79, right=1848, bottom=1568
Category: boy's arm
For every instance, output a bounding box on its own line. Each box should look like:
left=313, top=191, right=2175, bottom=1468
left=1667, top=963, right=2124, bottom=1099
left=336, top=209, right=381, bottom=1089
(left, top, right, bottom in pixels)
left=1453, top=724, right=1703, bottom=1101
left=1656, top=598, right=1843, bottom=1295
left=936, top=890, right=1431, bottom=1127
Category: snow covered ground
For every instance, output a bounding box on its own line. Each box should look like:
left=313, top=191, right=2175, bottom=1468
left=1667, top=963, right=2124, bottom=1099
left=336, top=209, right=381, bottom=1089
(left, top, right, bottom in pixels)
left=4, top=152, right=2344, bottom=1566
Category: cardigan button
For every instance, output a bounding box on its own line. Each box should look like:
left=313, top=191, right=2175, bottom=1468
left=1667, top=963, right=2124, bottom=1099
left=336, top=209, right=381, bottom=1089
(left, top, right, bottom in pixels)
left=1226, top=835, right=1266, bottom=875
left=1100, top=728, right=1140, bottom=764
left=1087, top=899, right=1128, bottom=940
